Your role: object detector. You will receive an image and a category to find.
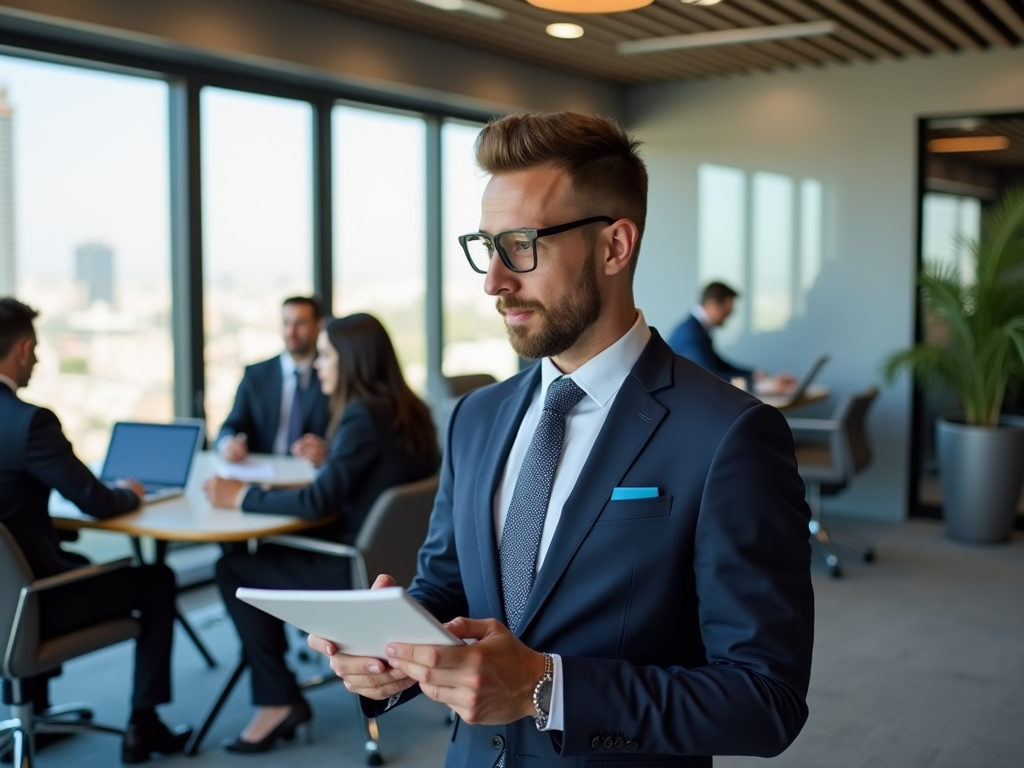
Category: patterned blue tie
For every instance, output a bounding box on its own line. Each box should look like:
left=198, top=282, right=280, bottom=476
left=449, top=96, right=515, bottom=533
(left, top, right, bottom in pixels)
left=499, top=376, right=586, bottom=634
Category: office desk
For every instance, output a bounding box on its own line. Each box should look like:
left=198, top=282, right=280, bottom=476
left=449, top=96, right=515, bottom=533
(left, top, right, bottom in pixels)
left=758, top=385, right=830, bottom=412
left=50, top=452, right=324, bottom=542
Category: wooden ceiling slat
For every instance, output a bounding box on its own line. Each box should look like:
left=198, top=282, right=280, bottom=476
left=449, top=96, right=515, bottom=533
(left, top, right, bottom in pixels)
left=979, top=0, right=1024, bottom=42
left=894, top=0, right=984, bottom=50
left=730, top=0, right=872, bottom=62
left=811, top=0, right=926, bottom=55
left=768, top=0, right=900, bottom=58
left=854, top=0, right=955, bottom=52
left=940, top=0, right=1013, bottom=47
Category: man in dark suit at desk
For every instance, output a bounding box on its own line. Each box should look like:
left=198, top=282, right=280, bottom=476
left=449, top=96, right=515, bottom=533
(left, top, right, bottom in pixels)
left=0, top=298, right=190, bottom=764
left=668, top=282, right=795, bottom=394
left=308, top=113, right=814, bottom=767
left=217, top=296, right=331, bottom=466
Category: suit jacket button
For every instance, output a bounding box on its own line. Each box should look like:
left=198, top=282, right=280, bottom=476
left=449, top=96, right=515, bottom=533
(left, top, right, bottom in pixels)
left=613, top=736, right=625, bottom=750
left=591, top=736, right=603, bottom=750
left=603, top=737, right=615, bottom=750
left=626, top=740, right=639, bottom=751
left=491, top=735, right=504, bottom=750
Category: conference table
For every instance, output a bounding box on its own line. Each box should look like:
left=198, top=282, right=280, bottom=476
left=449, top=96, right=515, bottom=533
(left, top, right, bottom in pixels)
left=757, top=384, right=830, bottom=412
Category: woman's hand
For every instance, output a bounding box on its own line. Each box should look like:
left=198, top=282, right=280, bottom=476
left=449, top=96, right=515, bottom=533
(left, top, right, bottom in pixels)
left=291, top=434, right=329, bottom=467
left=203, top=476, right=247, bottom=509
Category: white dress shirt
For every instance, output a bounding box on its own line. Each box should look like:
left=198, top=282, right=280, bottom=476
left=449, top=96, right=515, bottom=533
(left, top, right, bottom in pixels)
left=492, top=310, right=651, bottom=731
left=273, top=353, right=315, bottom=456
left=691, top=303, right=714, bottom=333
left=0, top=373, right=18, bottom=393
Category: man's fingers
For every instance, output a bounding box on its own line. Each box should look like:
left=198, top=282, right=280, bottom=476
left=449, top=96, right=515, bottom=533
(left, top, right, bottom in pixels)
left=372, top=574, right=398, bottom=590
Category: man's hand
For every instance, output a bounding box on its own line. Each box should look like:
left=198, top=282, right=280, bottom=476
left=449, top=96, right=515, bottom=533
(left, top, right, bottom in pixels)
left=290, top=434, right=329, bottom=467
left=203, top=476, right=246, bottom=509
left=306, top=575, right=416, bottom=701
left=114, top=479, right=146, bottom=502
left=220, top=434, right=249, bottom=462
left=385, top=617, right=546, bottom=725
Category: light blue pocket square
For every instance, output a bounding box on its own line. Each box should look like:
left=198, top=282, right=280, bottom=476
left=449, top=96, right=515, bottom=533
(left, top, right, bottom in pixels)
left=611, top=486, right=659, bottom=501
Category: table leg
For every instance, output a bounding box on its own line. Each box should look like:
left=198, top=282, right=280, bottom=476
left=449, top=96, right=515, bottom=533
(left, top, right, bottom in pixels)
left=184, top=658, right=247, bottom=756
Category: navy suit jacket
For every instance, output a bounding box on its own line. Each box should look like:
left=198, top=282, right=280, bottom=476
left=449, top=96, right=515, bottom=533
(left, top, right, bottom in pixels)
left=241, top=397, right=439, bottom=544
left=217, top=355, right=331, bottom=455
left=0, top=384, right=139, bottom=578
left=370, top=330, right=814, bottom=767
left=667, top=314, right=753, bottom=383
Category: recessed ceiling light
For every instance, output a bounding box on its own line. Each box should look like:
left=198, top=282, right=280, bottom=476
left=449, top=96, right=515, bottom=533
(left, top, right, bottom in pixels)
left=928, top=136, right=1011, bottom=153
left=527, top=0, right=653, bottom=12
left=547, top=22, right=585, bottom=38
left=411, top=0, right=506, bottom=20
left=681, top=0, right=723, bottom=5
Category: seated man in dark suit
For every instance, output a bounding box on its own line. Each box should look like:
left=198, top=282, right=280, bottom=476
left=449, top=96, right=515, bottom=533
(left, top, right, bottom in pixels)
left=0, top=298, right=190, bottom=764
left=668, top=281, right=795, bottom=393
left=217, top=296, right=332, bottom=466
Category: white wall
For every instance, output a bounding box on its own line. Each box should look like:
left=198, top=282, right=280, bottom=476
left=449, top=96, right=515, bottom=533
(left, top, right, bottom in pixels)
left=0, top=0, right=622, bottom=117
left=629, top=47, right=1024, bottom=521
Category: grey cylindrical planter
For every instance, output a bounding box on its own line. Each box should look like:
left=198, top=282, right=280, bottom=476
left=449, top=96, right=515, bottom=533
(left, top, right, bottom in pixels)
left=937, top=416, right=1024, bottom=544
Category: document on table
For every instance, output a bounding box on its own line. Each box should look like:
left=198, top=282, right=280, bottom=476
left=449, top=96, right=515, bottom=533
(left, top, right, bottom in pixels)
left=215, top=459, right=276, bottom=482
left=236, top=586, right=463, bottom=658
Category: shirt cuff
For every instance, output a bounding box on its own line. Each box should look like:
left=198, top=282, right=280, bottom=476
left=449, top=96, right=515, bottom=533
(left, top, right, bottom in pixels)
left=543, top=653, right=564, bottom=732
left=235, top=484, right=251, bottom=509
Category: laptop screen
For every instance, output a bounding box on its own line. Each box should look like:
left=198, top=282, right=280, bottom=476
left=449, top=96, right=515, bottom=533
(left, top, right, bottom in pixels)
left=100, top=422, right=201, bottom=487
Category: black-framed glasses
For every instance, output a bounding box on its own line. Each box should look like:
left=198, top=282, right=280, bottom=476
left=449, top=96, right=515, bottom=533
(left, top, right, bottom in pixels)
left=458, top=216, right=614, bottom=274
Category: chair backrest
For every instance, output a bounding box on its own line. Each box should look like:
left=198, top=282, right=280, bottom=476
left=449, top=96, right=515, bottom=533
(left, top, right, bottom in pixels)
left=354, top=475, right=440, bottom=589
left=834, top=386, right=879, bottom=475
left=0, top=523, right=38, bottom=679
left=444, top=373, right=497, bottom=398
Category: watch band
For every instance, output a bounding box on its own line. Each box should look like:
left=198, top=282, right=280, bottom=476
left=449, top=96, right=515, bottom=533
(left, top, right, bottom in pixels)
left=533, top=653, right=554, bottom=731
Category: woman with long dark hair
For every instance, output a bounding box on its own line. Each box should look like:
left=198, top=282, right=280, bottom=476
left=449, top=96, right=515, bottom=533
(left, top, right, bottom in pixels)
left=204, top=313, right=439, bottom=754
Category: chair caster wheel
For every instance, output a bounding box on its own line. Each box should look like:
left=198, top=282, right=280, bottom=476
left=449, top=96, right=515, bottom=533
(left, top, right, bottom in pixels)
left=863, top=551, right=875, bottom=563
left=367, top=753, right=383, bottom=766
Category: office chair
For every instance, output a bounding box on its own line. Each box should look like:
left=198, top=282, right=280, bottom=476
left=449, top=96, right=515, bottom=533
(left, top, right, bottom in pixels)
left=186, top=475, right=441, bottom=765
left=0, top=524, right=140, bottom=767
left=443, top=373, right=497, bottom=398
left=787, top=387, right=879, bottom=578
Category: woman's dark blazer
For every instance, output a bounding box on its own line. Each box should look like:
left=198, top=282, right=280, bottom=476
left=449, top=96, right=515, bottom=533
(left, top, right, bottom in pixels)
left=240, top=396, right=439, bottom=544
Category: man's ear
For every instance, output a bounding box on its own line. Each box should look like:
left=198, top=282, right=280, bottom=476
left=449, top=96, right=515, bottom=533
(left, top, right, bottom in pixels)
left=603, top=219, right=639, bottom=277
left=16, top=337, right=33, bottom=364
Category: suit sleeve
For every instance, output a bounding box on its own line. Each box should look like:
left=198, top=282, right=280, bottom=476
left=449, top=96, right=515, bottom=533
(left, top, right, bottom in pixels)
left=557, top=403, right=813, bottom=758
left=217, top=369, right=257, bottom=443
left=27, top=409, right=140, bottom=519
left=359, top=394, right=470, bottom=719
left=240, top=402, right=378, bottom=520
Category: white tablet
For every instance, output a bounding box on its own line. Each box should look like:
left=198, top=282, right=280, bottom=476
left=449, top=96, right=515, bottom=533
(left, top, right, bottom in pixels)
left=235, top=586, right=463, bottom=658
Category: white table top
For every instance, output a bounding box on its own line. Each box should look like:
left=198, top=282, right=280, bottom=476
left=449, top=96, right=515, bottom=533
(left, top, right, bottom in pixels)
left=50, top=451, right=325, bottom=542
left=758, top=385, right=830, bottom=411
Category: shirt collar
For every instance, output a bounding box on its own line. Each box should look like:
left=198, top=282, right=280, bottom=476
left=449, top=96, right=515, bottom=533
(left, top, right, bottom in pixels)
left=280, top=352, right=313, bottom=377
left=539, top=310, right=651, bottom=409
left=0, top=373, right=19, bottom=393
left=692, top=304, right=714, bottom=333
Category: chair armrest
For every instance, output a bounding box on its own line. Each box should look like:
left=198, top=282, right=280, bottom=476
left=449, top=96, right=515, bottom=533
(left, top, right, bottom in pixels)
left=26, top=558, right=134, bottom=594
left=786, top=418, right=841, bottom=432
left=263, top=535, right=359, bottom=559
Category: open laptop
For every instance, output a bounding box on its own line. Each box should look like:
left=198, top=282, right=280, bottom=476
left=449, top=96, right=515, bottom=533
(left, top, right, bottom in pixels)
left=99, top=421, right=204, bottom=503
left=776, top=353, right=830, bottom=407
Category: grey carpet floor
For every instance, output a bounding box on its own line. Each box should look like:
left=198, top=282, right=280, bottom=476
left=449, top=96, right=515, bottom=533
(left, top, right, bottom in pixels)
left=16, top=518, right=1024, bottom=767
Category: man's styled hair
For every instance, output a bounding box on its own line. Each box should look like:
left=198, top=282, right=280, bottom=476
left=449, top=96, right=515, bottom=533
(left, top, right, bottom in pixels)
left=282, top=296, right=324, bottom=321
left=0, top=297, right=38, bottom=360
left=701, top=282, right=740, bottom=305
left=474, top=111, right=648, bottom=274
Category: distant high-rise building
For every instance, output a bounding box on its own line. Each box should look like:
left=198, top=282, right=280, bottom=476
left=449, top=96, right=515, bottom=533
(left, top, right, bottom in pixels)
left=75, top=243, right=115, bottom=306
left=0, top=87, right=15, bottom=296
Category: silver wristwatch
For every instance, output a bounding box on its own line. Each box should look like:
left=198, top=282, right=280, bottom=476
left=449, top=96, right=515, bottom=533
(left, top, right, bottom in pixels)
left=532, top=653, right=554, bottom=731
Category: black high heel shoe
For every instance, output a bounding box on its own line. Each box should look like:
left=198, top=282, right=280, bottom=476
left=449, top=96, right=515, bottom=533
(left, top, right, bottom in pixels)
left=224, top=697, right=313, bottom=754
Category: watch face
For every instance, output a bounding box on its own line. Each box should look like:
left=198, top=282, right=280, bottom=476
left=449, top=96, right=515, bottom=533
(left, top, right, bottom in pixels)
left=537, top=678, right=553, bottom=714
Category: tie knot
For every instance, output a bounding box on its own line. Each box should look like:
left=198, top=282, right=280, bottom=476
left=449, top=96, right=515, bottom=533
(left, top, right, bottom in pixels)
left=543, top=376, right=585, bottom=415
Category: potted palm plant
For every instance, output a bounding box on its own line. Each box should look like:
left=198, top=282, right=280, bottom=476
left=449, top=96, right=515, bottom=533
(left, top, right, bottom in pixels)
left=882, top=188, right=1024, bottom=543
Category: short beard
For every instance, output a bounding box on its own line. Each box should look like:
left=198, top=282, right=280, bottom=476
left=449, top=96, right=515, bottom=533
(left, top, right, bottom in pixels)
left=497, top=259, right=602, bottom=360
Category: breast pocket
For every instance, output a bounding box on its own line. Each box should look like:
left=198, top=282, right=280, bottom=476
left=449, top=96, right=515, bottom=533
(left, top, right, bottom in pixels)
left=596, top=495, right=673, bottom=522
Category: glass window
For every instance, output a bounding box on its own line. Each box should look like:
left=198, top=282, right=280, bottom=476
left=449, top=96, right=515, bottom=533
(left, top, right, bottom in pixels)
left=923, top=192, right=981, bottom=282
left=1, top=56, right=172, bottom=461
left=333, top=105, right=427, bottom=392
left=201, top=87, right=314, bottom=434
left=751, top=172, right=794, bottom=333
left=441, top=120, right=517, bottom=383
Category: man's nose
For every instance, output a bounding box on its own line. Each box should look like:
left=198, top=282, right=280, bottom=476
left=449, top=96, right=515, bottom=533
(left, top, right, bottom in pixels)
left=483, top=254, right=518, bottom=296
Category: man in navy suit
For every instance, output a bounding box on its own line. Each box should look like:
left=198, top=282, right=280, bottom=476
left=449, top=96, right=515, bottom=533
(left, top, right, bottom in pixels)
left=309, top=113, right=814, bottom=767
left=668, top=283, right=795, bottom=394
left=0, top=297, right=191, bottom=763
left=217, top=296, right=331, bottom=465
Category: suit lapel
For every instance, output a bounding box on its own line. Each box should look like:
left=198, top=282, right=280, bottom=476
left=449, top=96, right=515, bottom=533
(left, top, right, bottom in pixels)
left=266, top=362, right=283, bottom=448
left=473, top=366, right=541, bottom=624
left=515, top=332, right=674, bottom=638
